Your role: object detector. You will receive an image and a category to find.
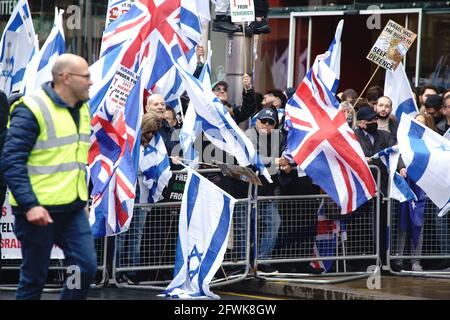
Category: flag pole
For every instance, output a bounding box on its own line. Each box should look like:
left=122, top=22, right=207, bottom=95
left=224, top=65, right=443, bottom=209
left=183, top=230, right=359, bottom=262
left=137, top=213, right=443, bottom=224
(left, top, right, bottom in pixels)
left=243, top=22, right=247, bottom=74
left=347, top=65, right=380, bottom=117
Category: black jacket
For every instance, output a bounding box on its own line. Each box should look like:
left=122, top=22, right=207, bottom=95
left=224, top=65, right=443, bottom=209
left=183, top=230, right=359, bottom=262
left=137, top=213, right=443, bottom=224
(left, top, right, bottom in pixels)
left=1, top=82, right=86, bottom=214
left=0, top=90, right=9, bottom=206
left=436, top=118, right=450, bottom=136
left=354, top=127, right=401, bottom=196
left=228, top=88, right=256, bottom=124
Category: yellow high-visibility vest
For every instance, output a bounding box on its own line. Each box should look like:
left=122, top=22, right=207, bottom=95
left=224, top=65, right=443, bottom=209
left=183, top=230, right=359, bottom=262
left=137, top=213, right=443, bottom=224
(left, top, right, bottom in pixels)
left=9, top=89, right=90, bottom=206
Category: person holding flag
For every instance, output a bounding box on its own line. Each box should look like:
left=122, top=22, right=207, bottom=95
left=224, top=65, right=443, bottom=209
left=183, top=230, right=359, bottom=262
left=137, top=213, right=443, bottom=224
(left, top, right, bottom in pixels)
left=116, top=110, right=171, bottom=285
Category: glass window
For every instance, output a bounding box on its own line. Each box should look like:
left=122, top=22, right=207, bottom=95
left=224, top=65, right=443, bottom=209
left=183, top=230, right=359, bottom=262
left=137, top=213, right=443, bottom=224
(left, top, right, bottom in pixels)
left=254, top=17, right=291, bottom=93
left=419, top=13, right=450, bottom=90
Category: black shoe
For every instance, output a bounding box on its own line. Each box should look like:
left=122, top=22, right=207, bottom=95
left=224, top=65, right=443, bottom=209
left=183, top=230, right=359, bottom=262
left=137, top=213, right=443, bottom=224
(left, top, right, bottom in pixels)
left=390, top=260, right=404, bottom=272
left=212, top=15, right=240, bottom=33
left=257, top=264, right=278, bottom=274
left=245, top=18, right=271, bottom=35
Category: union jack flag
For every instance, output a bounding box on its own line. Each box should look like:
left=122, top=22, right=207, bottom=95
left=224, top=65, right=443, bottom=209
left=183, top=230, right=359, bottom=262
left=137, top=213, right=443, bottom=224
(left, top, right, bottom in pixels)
left=310, top=200, right=347, bottom=273
left=285, top=20, right=376, bottom=214
left=89, top=68, right=144, bottom=237
left=88, top=0, right=202, bottom=236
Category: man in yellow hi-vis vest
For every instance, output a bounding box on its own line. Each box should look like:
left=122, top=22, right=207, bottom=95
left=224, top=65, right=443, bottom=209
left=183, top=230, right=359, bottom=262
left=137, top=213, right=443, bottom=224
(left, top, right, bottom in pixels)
left=1, top=54, right=97, bottom=300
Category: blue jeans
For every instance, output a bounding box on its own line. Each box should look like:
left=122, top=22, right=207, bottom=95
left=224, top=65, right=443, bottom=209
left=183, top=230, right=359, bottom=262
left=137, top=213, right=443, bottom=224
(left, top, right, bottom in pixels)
left=258, top=200, right=281, bottom=259
left=115, top=207, right=147, bottom=277
left=14, top=208, right=97, bottom=300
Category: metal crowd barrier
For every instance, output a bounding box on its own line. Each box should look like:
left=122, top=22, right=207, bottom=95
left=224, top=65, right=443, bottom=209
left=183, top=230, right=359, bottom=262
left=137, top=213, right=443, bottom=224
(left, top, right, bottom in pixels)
left=112, top=168, right=253, bottom=290
left=254, top=165, right=382, bottom=284
left=388, top=198, right=450, bottom=278
left=0, top=237, right=108, bottom=292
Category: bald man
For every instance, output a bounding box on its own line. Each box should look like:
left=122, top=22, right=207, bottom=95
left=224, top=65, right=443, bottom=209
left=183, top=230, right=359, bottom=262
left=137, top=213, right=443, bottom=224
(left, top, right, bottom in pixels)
left=1, top=54, right=97, bottom=300
left=144, top=93, right=179, bottom=160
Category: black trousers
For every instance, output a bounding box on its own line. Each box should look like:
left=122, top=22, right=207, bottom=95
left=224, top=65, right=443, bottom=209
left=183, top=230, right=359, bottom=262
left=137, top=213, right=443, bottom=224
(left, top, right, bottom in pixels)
left=255, top=0, right=269, bottom=17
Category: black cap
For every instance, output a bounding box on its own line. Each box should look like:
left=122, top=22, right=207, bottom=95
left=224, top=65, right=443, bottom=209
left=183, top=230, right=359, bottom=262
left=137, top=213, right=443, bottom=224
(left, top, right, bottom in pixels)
left=357, top=106, right=378, bottom=121
left=257, top=108, right=277, bottom=122
left=424, top=94, right=443, bottom=109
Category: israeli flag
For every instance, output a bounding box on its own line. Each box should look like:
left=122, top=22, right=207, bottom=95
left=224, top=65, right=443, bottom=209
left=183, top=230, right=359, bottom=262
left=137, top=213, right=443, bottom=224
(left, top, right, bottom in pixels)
left=163, top=168, right=236, bottom=299
left=139, top=133, right=172, bottom=204
left=372, top=146, right=417, bottom=203
left=397, top=114, right=450, bottom=211
left=318, top=19, right=343, bottom=94
left=0, top=0, right=38, bottom=95
left=179, top=41, right=212, bottom=168
left=21, top=7, right=65, bottom=94
left=384, top=63, right=419, bottom=121
left=172, top=57, right=273, bottom=183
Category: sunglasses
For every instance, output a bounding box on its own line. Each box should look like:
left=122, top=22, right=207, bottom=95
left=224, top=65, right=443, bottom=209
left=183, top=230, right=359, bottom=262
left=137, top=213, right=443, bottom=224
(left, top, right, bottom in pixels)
left=213, top=86, right=227, bottom=93
left=260, top=118, right=275, bottom=126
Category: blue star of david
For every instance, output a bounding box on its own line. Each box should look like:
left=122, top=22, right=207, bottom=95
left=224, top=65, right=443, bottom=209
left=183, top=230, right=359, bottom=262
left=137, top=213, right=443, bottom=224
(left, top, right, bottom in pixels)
left=187, top=245, right=203, bottom=281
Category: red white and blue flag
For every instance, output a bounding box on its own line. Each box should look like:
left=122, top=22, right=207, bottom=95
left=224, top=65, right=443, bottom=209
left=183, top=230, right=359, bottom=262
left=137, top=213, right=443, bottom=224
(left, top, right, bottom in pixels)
left=310, top=200, right=347, bottom=273
left=88, top=0, right=202, bottom=236
left=284, top=20, right=376, bottom=214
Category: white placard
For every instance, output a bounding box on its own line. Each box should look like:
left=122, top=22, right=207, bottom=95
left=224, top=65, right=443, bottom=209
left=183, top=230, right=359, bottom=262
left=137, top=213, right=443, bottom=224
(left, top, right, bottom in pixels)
left=1, top=193, right=65, bottom=259
left=230, top=0, right=255, bottom=23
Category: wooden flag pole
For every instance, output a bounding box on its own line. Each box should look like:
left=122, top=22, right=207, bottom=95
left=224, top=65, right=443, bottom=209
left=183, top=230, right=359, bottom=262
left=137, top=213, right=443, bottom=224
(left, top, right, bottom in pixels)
left=347, top=65, right=381, bottom=117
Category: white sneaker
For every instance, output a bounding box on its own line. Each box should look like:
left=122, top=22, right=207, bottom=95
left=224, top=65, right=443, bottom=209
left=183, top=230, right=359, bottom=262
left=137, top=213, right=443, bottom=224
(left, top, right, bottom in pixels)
left=411, top=263, right=423, bottom=271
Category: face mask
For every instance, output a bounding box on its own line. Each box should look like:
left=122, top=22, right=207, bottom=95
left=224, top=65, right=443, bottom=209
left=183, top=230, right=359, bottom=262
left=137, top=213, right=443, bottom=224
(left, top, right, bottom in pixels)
left=365, top=122, right=378, bottom=134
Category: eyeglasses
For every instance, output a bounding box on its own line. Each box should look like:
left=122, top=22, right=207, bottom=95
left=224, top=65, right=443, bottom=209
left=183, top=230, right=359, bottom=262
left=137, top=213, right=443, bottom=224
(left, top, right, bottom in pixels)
left=59, top=72, right=91, bottom=79
left=213, top=86, right=227, bottom=93
left=260, top=119, right=275, bottom=126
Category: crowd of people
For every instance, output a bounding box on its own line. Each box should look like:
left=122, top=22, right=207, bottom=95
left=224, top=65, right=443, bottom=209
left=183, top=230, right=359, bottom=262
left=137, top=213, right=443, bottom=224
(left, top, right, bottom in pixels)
left=1, top=44, right=449, bottom=296
left=113, top=41, right=450, bottom=279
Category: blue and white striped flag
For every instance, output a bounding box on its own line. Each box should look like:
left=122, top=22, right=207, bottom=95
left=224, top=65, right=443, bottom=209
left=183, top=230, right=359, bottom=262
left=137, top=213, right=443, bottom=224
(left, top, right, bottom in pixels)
left=21, top=7, right=65, bottom=94
left=179, top=41, right=212, bottom=167
left=139, top=133, right=172, bottom=204
left=320, top=19, right=342, bottom=94
left=384, top=62, right=419, bottom=121
left=397, top=114, right=450, bottom=211
left=163, top=168, right=236, bottom=299
left=372, top=146, right=417, bottom=203
left=0, top=0, right=38, bottom=95
left=173, top=60, right=273, bottom=183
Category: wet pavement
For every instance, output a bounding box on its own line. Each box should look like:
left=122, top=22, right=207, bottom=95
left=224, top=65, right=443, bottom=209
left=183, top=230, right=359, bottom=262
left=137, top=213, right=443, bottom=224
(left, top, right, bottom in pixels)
left=225, top=274, right=450, bottom=300
left=1, top=273, right=449, bottom=300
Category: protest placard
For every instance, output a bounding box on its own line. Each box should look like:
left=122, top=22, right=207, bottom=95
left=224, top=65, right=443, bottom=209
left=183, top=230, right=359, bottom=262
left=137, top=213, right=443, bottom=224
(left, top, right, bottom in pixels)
left=106, top=0, right=135, bottom=27
left=366, top=20, right=417, bottom=71
left=230, top=0, right=255, bottom=23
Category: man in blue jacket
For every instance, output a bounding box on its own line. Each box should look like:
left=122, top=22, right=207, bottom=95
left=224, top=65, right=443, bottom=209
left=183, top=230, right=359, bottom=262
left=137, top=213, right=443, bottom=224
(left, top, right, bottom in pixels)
left=1, top=54, right=97, bottom=300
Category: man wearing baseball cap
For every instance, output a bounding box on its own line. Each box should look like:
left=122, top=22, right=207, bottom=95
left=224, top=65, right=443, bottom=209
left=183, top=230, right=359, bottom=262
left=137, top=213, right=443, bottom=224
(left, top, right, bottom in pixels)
left=245, top=108, right=290, bottom=274
left=211, top=74, right=256, bottom=125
